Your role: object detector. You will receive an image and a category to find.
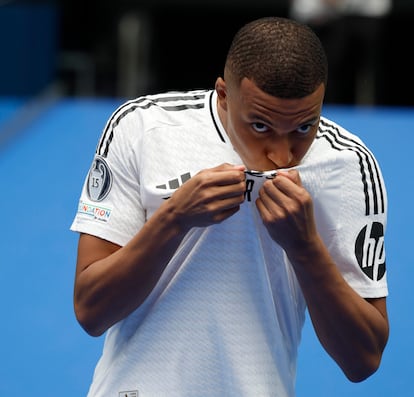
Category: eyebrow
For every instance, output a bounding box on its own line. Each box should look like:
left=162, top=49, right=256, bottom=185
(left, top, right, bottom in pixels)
left=300, top=117, right=319, bottom=126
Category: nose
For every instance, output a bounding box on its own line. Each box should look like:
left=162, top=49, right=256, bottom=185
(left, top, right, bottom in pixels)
left=266, top=137, right=293, bottom=168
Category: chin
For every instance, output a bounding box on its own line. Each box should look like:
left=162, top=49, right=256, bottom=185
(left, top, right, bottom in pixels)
left=246, top=164, right=279, bottom=172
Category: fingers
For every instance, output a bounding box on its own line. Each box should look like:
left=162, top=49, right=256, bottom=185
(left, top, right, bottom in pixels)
left=255, top=169, right=316, bottom=248
left=212, top=163, right=246, bottom=172
left=256, top=170, right=312, bottom=226
left=200, top=163, right=246, bottom=187
left=258, top=171, right=302, bottom=209
left=193, top=164, right=246, bottom=193
left=273, top=169, right=302, bottom=188
left=169, top=164, right=247, bottom=228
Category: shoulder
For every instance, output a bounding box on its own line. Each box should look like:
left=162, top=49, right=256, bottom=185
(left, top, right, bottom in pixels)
left=95, top=89, right=212, bottom=157
left=316, top=116, right=367, bottom=152
left=303, top=116, right=387, bottom=216
left=313, top=116, right=380, bottom=174
left=109, top=89, right=211, bottom=127
left=316, top=116, right=382, bottom=178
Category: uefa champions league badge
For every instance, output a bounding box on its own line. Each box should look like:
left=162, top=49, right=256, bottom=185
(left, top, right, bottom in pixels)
left=244, top=170, right=277, bottom=202
left=87, top=155, right=113, bottom=202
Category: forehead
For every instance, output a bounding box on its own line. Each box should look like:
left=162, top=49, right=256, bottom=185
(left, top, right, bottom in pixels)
left=231, top=78, right=324, bottom=122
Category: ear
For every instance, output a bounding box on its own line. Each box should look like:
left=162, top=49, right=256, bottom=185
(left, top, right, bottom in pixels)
left=215, top=77, right=228, bottom=111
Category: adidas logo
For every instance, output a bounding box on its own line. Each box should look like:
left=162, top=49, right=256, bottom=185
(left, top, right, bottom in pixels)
left=156, top=172, right=192, bottom=199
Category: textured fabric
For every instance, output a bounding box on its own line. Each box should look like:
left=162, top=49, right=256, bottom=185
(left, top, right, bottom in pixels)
left=71, top=89, right=388, bottom=396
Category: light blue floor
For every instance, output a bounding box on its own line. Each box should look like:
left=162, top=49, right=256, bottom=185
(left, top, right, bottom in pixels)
left=0, top=98, right=411, bottom=396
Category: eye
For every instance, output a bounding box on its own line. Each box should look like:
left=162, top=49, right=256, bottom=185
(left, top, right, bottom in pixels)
left=296, top=120, right=318, bottom=135
left=252, top=122, right=270, bottom=133
left=296, top=124, right=312, bottom=134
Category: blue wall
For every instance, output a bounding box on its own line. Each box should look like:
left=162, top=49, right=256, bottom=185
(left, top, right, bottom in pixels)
left=0, top=4, right=59, bottom=96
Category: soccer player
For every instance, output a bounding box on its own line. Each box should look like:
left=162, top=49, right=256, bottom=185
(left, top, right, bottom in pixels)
left=71, top=16, right=389, bottom=397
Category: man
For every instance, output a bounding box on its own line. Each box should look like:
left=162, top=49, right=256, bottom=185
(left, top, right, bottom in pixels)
left=71, top=17, right=389, bottom=397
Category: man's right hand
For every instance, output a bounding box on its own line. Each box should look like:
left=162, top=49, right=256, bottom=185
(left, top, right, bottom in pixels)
left=168, top=163, right=246, bottom=230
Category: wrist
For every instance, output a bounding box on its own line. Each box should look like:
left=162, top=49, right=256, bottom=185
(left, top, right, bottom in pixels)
left=285, top=233, right=327, bottom=267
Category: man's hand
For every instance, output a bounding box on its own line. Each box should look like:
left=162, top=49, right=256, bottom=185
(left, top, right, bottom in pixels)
left=168, top=163, right=246, bottom=230
left=255, top=169, right=317, bottom=253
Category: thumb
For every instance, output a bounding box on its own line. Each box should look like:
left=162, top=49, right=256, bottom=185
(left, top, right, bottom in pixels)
left=277, top=169, right=302, bottom=186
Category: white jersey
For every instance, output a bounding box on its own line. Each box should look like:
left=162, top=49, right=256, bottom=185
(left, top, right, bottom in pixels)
left=71, top=90, right=388, bottom=397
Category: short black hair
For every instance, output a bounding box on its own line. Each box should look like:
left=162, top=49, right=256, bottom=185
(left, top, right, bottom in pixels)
left=224, top=17, right=328, bottom=98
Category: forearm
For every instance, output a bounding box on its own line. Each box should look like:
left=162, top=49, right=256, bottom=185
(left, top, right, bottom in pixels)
left=74, top=200, right=189, bottom=336
left=74, top=164, right=247, bottom=336
left=287, top=235, right=389, bottom=382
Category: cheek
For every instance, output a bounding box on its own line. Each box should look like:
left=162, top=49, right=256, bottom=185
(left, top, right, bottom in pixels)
left=226, top=114, right=268, bottom=163
left=227, top=120, right=250, bottom=151
left=292, top=137, right=315, bottom=161
left=237, top=137, right=267, bottom=164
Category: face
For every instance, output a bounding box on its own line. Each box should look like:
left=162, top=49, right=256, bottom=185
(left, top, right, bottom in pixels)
left=215, top=76, right=325, bottom=171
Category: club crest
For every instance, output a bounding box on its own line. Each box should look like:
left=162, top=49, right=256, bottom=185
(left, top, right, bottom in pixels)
left=87, top=156, right=113, bottom=202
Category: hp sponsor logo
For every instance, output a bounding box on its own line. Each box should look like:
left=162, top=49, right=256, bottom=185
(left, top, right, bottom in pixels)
left=355, top=221, right=386, bottom=281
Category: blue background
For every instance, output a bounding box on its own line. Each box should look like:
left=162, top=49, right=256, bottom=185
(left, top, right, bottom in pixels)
left=0, top=99, right=411, bottom=396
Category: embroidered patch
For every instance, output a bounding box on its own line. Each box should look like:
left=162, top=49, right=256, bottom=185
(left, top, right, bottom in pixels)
left=87, top=155, right=113, bottom=201
left=77, top=200, right=112, bottom=222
